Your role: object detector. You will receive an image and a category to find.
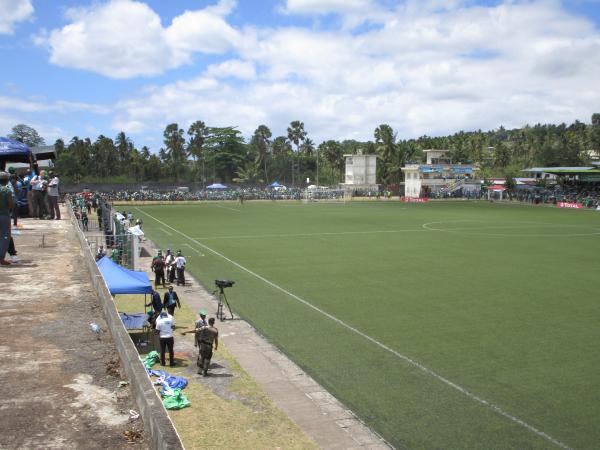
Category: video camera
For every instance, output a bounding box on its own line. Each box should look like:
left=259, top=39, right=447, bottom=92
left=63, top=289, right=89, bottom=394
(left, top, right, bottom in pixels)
left=215, top=279, right=235, bottom=289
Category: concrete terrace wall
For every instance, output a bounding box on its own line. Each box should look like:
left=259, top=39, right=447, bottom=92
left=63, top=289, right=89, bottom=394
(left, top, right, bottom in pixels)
left=66, top=205, right=184, bottom=450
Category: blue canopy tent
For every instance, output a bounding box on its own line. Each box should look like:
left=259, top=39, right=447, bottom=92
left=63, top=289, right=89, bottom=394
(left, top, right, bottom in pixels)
left=97, top=256, right=154, bottom=335
left=0, top=137, right=33, bottom=169
left=207, top=183, right=227, bottom=189
left=269, top=181, right=282, bottom=187
left=97, top=256, right=152, bottom=294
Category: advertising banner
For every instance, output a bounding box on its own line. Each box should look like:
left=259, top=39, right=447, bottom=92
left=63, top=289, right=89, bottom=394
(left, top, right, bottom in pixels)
left=556, top=202, right=583, bottom=209
left=400, top=197, right=429, bottom=203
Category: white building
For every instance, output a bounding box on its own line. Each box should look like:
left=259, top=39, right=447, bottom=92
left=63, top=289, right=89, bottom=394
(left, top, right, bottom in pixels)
left=402, top=150, right=480, bottom=198
left=343, top=153, right=378, bottom=189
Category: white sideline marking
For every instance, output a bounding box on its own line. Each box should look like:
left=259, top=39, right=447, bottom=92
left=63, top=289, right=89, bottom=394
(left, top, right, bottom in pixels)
left=192, top=228, right=429, bottom=240
left=135, top=207, right=571, bottom=450
left=184, top=243, right=205, bottom=257
left=214, top=203, right=241, bottom=212
left=159, top=227, right=173, bottom=236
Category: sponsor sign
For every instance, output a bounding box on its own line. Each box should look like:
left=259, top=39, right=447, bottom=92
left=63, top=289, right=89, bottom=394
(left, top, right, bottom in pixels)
left=400, top=197, right=429, bottom=203
left=556, top=202, right=583, bottom=209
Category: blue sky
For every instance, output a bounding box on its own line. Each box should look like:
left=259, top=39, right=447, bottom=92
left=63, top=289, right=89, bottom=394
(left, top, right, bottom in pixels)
left=1, top=0, right=599, bottom=151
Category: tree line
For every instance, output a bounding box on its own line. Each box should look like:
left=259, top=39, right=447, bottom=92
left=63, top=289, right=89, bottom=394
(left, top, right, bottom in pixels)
left=6, top=114, right=600, bottom=186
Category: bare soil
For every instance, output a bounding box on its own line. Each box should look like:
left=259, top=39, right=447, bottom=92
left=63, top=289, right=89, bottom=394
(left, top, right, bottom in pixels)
left=0, top=216, right=148, bottom=449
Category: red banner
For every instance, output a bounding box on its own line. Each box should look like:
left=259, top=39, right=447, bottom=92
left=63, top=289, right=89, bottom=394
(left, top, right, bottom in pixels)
left=556, top=202, right=583, bottom=209
left=400, top=197, right=429, bottom=203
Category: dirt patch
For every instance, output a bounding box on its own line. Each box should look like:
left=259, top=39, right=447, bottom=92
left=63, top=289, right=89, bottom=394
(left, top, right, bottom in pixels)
left=0, top=216, right=148, bottom=449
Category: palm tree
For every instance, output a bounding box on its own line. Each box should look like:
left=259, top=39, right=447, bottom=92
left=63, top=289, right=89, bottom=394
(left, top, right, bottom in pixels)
left=251, top=125, right=272, bottom=183
left=287, top=121, right=307, bottom=186
left=374, top=124, right=397, bottom=184
left=233, top=161, right=264, bottom=185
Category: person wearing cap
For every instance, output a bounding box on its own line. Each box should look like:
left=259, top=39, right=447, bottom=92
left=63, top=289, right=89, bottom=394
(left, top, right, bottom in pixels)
left=162, top=285, right=180, bottom=316
left=193, top=309, right=208, bottom=369
left=174, top=250, right=186, bottom=286
left=155, top=310, right=176, bottom=367
left=196, top=317, right=218, bottom=376
left=0, top=171, right=14, bottom=265
left=151, top=250, right=166, bottom=288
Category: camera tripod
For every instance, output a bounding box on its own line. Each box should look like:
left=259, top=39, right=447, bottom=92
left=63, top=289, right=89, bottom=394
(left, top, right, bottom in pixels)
left=213, top=285, right=234, bottom=321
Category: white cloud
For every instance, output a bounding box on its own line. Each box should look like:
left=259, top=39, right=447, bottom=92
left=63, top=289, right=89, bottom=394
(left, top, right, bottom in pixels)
left=35, top=0, right=239, bottom=79
left=0, top=95, right=109, bottom=114
left=204, top=60, right=256, bottom=80
left=283, top=0, right=374, bottom=15
left=0, top=0, right=33, bottom=34
left=105, top=1, right=600, bottom=146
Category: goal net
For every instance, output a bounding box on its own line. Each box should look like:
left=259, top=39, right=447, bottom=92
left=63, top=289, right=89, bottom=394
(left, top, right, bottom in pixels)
left=303, top=188, right=347, bottom=203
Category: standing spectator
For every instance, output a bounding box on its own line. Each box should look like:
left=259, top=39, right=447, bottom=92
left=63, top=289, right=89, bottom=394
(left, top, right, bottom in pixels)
left=4, top=178, right=19, bottom=263
left=81, top=210, right=89, bottom=231
left=196, top=317, right=218, bottom=376
left=8, top=168, right=22, bottom=226
left=0, top=172, right=14, bottom=266
left=96, top=203, right=103, bottom=228
left=162, top=285, right=181, bottom=316
left=155, top=311, right=176, bottom=367
left=151, top=251, right=166, bottom=288
left=174, top=250, right=187, bottom=286
left=22, top=168, right=34, bottom=217
left=164, top=249, right=175, bottom=283
left=30, top=170, right=49, bottom=219
left=47, top=171, right=61, bottom=220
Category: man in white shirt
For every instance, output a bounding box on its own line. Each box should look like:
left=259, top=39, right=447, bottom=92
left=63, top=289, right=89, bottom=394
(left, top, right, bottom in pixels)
left=155, top=311, right=176, bottom=367
left=47, top=171, right=60, bottom=220
left=174, top=250, right=187, bottom=286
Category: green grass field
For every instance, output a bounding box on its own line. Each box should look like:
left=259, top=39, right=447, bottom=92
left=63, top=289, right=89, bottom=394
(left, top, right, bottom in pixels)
left=132, top=200, right=600, bottom=450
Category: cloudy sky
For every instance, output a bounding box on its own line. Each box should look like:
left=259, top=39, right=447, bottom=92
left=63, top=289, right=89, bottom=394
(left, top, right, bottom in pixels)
left=1, top=0, right=599, bottom=150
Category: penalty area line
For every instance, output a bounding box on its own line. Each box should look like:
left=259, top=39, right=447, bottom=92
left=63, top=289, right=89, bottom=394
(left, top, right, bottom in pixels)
left=134, top=206, right=571, bottom=450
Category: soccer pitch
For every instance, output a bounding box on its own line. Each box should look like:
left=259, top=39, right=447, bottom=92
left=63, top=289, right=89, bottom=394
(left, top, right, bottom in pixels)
left=133, top=200, right=600, bottom=450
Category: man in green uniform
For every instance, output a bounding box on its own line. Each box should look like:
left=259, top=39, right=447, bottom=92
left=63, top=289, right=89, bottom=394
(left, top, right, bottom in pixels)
left=0, top=172, right=14, bottom=266
left=196, top=317, right=218, bottom=376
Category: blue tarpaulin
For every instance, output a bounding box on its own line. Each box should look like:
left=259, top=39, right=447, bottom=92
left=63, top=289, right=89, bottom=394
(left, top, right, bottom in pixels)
left=0, top=137, right=32, bottom=163
left=97, top=256, right=152, bottom=294
left=207, top=183, right=227, bottom=189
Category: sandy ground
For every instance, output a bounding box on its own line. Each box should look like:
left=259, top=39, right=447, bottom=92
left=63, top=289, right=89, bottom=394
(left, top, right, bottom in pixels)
left=0, top=213, right=147, bottom=449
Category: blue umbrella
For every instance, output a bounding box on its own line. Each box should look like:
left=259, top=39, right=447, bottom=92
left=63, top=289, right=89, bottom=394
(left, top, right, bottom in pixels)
left=207, top=183, right=227, bottom=189
left=0, top=137, right=32, bottom=163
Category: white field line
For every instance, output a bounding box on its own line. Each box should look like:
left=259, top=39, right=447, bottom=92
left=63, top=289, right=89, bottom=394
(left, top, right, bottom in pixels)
left=213, top=203, right=241, bottom=212
left=184, top=243, right=205, bottom=256
left=192, top=228, right=429, bottom=240
left=159, top=227, right=173, bottom=236
left=135, top=207, right=571, bottom=450
left=422, top=221, right=600, bottom=237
